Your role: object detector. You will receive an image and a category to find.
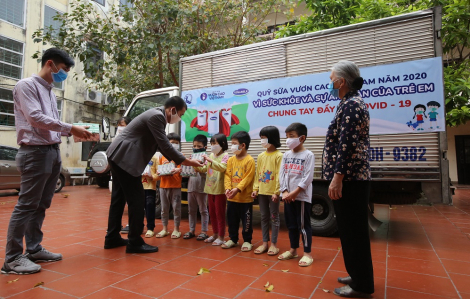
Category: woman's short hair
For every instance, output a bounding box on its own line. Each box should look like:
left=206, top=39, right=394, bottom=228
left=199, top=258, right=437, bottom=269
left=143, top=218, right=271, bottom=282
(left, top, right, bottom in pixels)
left=331, top=60, right=363, bottom=91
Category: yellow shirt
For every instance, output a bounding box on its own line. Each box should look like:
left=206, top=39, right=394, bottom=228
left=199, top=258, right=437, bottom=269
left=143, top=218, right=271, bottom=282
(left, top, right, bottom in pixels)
left=142, top=154, right=160, bottom=190
left=224, top=154, right=255, bottom=203
left=253, top=150, right=283, bottom=196
left=196, top=152, right=229, bottom=195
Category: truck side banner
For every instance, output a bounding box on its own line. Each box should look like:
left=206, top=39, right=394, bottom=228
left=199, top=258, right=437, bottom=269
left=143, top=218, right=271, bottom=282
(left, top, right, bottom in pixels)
left=181, top=57, right=444, bottom=142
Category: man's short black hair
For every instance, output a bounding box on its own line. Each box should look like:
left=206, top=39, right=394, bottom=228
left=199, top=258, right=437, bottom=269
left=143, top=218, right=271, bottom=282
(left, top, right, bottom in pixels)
left=210, top=133, right=228, bottom=151
left=285, top=122, right=307, bottom=137
left=167, top=133, right=181, bottom=143
left=193, top=134, right=207, bottom=147
left=259, top=126, right=281, bottom=148
left=42, top=48, right=75, bottom=68
left=231, top=131, right=251, bottom=150
left=165, top=96, right=187, bottom=111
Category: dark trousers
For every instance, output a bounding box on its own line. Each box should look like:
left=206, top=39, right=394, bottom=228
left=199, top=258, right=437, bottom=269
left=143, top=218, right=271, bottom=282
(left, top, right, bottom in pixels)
left=284, top=200, right=312, bottom=253
left=106, top=160, right=145, bottom=247
left=227, top=201, right=253, bottom=244
left=144, top=189, right=156, bottom=231
left=5, top=145, right=61, bottom=262
left=333, top=181, right=374, bottom=294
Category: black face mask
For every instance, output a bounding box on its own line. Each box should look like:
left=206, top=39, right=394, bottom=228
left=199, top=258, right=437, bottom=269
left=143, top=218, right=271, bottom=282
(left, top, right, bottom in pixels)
left=193, top=148, right=205, bottom=153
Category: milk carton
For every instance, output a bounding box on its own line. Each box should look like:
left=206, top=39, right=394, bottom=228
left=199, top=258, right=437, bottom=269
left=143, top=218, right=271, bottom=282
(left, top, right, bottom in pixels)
left=197, top=110, right=207, bottom=127
left=221, top=108, right=232, bottom=125
left=208, top=110, right=219, bottom=136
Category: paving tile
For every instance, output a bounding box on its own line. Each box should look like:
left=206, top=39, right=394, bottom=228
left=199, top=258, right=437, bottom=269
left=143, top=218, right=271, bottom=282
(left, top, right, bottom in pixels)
left=0, top=269, right=66, bottom=298
left=182, top=269, right=255, bottom=298
left=253, top=269, right=321, bottom=298
left=41, top=254, right=110, bottom=275
left=156, top=255, right=221, bottom=276
left=388, top=256, right=448, bottom=277
left=213, top=256, right=276, bottom=277
left=8, top=287, right=76, bottom=299
left=114, top=269, right=194, bottom=297
left=161, top=288, right=224, bottom=299
left=441, top=259, right=470, bottom=276
left=45, top=268, right=128, bottom=297
left=436, top=248, right=470, bottom=263
left=271, top=259, right=331, bottom=278
left=83, top=286, right=151, bottom=299
left=238, top=288, right=303, bottom=299
left=449, top=273, right=470, bottom=294
left=385, top=287, right=450, bottom=299
left=86, top=247, right=129, bottom=260
left=189, top=244, right=243, bottom=261
left=97, top=255, right=163, bottom=276
left=387, top=269, right=459, bottom=298
left=387, top=245, right=440, bottom=261
left=148, top=244, right=196, bottom=261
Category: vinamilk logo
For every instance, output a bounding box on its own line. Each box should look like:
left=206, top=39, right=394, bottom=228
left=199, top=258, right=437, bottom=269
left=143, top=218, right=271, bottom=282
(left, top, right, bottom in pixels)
left=233, top=88, right=249, bottom=96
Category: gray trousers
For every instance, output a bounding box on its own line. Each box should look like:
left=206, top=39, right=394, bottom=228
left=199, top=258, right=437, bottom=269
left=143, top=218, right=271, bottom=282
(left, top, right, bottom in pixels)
left=160, top=188, right=181, bottom=227
left=5, top=144, right=61, bottom=262
left=258, top=194, right=280, bottom=243
left=188, top=192, right=208, bottom=233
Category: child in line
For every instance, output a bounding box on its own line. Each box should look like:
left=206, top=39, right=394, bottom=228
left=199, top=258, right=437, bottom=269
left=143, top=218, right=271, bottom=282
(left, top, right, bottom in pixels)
left=222, top=131, right=256, bottom=251
left=252, top=126, right=283, bottom=256
left=184, top=134, right=209, bottom=241
left=142, top=152, right=160, bottom=238
left=156, top=133, right=183, bottom=239
left=278, top=123, right=315, bottom=267
left=200, top=134, right=229, bottom=246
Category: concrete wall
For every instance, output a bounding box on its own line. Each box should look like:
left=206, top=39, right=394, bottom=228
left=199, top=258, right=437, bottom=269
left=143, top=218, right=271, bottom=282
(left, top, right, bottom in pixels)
left=446, top=122, right=470, bottom=182
left=0, top=0, right=120, bottom=169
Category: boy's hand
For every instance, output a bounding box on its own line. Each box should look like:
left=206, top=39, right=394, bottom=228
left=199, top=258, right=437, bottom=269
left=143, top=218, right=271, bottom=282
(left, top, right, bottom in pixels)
left=229, top=188, right=240, bottom=199
left=225, top=189, right=231, bottom=198
left=202, top=154, right=213, bottom=163
left=272, top=194, right=279, bottom=202
left=251, top=191, right=258, bottom=198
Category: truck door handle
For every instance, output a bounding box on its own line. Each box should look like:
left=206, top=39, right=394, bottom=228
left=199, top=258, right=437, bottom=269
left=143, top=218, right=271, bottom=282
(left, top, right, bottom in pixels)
left=2, top=164, right=11, bottom=168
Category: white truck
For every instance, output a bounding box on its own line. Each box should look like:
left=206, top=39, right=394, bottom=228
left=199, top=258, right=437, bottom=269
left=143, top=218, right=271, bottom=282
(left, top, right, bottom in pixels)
left=93, top=7, right=450, bottom=236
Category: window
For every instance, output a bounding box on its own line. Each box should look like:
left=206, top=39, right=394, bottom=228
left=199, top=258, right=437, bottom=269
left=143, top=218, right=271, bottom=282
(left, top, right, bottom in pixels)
left=0, top=146, right=17, bottom=161
left=92, top=0, right=106, bottom=6
left=44, top=6, right=63, bottom=39
left=57, top=99, right=63, bottom=120
left=0, top=88, right=14, bottom=126
left=127, top=94, right=169, bottom=120
left=85, top=43, right=103, bottom=79
left=119, top=0, right=133, bottom=14
left=0, top=0, right=25, bottom=27
left=0, top=35, right=23, bottom=79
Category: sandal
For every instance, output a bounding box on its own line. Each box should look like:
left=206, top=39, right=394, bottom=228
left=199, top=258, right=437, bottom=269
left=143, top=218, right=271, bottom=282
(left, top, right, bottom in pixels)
left=254, top=244, right=268, bottom=254
left=156, top=230, right=169, bottom=238
left=278, top=251, right=298, bottom=260
left=212, top=239, right=224, bottom=246
left=145, top=230, right=155, bottom=238
left=299, top=255, right=314, bottom=267
left=204, top=236, right=216, bottom=243
left=183, top=232, right=195, bottom=239
left=196, top=233, right=209, bottom=241
left=267, top=245, right=280, bottom=256
left=171, top=231, right=181, bottom=239
left=221, top=240, right=238, bottom=249
left=241, top=242, right=252, bottom=252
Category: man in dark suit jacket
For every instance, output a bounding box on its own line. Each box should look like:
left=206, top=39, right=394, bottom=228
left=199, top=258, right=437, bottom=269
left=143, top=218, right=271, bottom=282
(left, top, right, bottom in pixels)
left=104, top=96, right=203, bottom=253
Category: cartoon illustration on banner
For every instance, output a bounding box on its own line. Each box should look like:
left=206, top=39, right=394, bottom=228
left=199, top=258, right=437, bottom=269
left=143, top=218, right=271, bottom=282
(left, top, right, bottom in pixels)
left=181, top=57, right=445, bottom=142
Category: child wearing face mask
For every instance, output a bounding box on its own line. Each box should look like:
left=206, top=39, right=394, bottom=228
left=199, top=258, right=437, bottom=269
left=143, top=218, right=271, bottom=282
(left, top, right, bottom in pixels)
left=199, top=134, right=229, bottom=246
left=156, top=133, right=183, bottom=239
left=251, top=126, right=283, bottom=256
left=184, top=134, right=209, bottom=241
left=222, top=131, right=256, bottom=251
left=278, top=123, right=315, bottom=267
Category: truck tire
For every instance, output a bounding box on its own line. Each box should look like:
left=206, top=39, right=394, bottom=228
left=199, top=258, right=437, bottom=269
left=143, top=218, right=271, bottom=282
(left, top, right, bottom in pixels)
left=96, top=176, right=110, bottom=188
left=311, top=185, right=338, bottom=236
left=55, top=175, right=65, bottom=193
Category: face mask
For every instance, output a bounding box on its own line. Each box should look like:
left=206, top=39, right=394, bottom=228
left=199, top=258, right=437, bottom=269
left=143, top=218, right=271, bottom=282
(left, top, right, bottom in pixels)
left=51, top=62, right=68, bottom=83
left=231, top=144, right=241, bottom=154
left=261, top=138, right=270, bottom=148
left=286, top=137, right=301, bottom=150
left=172, top=143, right=180, bottom=151
left=328, top=79, right=341, bottom=98
left=168, top=108, right=181, bottom=124
left=116, top=126, right=125, bottom=136
left=211, top=144, right=221, bottom=154
left=193, top=148, right=205, bottom=153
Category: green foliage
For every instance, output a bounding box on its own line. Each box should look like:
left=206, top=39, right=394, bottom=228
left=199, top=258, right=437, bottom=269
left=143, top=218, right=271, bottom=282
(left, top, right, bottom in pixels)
left=32, top=0, right=293, bottom=113
left=276, top=0, right=470, bottom=126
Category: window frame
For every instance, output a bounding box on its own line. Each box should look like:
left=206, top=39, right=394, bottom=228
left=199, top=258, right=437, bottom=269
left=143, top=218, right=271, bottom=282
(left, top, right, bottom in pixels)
left=92, top=0, right=106, bottom=7
left=0, top=87, right=15, bottom=127
left=0, top=34, right=24, bottom=80
left=44, top=5, right=64, bottom=39
left=0, top=0, right=27, bottom=29
left=56, top=98, right=63, bottom=120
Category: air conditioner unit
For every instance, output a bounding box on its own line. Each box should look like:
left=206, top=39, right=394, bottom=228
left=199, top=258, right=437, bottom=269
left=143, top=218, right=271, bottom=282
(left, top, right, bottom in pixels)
left=102, top=94, right=111, bottom=106
left=85, top=90, right=102, bottom=105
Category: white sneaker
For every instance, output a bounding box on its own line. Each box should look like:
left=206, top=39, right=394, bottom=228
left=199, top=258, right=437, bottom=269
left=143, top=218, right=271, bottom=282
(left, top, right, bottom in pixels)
left=1, top=255, right=41, bottom=275
left=26, top=248, right=62, bottom=263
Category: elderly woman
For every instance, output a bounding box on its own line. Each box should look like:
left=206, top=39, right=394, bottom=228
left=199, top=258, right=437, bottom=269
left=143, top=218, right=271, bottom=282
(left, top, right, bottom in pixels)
left=322, top=61, right=374, bottom=298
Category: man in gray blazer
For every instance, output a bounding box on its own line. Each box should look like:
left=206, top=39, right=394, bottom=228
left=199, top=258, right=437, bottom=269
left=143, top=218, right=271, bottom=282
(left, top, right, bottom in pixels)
left=104, top=96, right=203, bottom=253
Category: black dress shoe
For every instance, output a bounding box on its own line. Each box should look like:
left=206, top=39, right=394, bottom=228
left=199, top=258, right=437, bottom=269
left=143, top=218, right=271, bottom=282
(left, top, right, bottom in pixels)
left=338, top=276, right=353, bottom=284
left=126, top=243, right=159, bottom=253
left=104, top=238, right=128, bottom=249
left=333, top=285, right=372, bottom=298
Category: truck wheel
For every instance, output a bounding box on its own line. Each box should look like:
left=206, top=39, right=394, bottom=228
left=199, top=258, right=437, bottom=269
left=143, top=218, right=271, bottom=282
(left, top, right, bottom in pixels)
left=96, top=176, right=110, bottom=188
left=311, top=186, right=338, bottom=236
left=55, top=175, right=65, bottom=193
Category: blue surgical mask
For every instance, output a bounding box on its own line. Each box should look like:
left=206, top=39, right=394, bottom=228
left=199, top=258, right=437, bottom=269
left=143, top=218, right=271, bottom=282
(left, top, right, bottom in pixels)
left=52, top=62, right=68, bottom=83
left=328, top=79, right=341, bottom=98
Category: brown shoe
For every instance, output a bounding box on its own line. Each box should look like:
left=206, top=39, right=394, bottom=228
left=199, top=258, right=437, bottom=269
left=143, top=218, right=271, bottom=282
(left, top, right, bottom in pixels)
left=333, top=285, right=372, bottom=298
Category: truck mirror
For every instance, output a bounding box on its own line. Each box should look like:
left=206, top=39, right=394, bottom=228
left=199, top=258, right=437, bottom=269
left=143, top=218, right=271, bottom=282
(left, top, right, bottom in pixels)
left=102, top=117, right=110, bottom=140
